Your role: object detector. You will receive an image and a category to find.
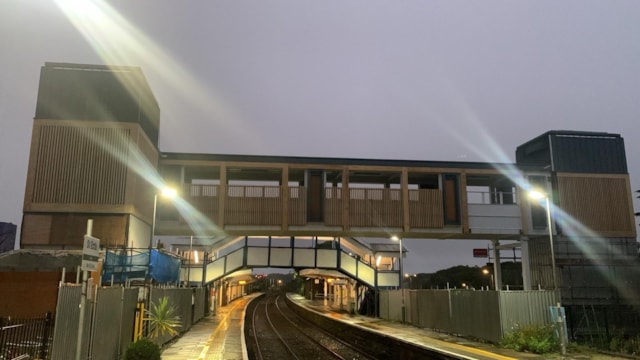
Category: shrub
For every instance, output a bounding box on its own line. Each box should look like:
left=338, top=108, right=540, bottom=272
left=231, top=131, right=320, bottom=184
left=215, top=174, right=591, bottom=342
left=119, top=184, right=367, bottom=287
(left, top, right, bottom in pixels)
left=501, top=323, right=559, bottom=354
left=145, top=296, right=181, bottom=339
left=610, top=333, right=640, bottom=355
left=125, top=338, right=161, bottom=360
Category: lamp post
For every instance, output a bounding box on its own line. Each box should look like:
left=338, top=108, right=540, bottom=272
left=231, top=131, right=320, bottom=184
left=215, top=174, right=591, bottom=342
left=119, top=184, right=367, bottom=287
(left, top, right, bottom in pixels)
left=148, top=187, right=176, bottom=284
left=151, top=187, right=177, bottom=249
left=529, top=190, right=566, bottom=355
left=482, top=268, right=493, bottom=290
left=391, top=236, right=403, bottom=289
left=145, top=186, right=177, bottom=336
left=528, top=190, right=557, bottom=291
left=391, top=235, right=405, bottom=323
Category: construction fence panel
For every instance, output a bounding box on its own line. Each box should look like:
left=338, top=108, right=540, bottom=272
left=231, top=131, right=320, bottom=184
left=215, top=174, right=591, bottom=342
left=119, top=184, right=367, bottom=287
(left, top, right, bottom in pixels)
left=378, top=290, right=404, bottom=322
left=450, top=290, right=502, bottom=343
left=149, top=288, right=193, bottom=345
left=193, top=288, right=206, bottom=323
left=382, top=289, right=555, bottom=343
left=378, top=290, right=390, bottom=320
left=51, top=284, right=89, bottom=360
left=412, top=290, right=452, bottom=331
left=90, top=287, right=139, bottom=360
left=499, top=290, right=557, bottom=337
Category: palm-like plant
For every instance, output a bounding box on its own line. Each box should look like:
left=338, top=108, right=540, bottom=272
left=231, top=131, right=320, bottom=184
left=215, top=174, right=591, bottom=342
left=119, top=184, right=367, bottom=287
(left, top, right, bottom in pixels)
left=145, top=296, right=181, bottom=338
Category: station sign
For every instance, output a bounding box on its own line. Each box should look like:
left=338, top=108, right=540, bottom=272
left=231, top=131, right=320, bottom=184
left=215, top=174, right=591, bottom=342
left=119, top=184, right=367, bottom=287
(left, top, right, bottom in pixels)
left=473, top=248, right=488, bottom=258
left=81, top=235, right=100, bottom=271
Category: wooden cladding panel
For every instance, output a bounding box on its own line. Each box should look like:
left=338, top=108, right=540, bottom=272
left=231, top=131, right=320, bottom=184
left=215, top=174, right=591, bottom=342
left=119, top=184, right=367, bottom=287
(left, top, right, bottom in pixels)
left=349, top=188, right=402, bottom=227
left=22, top=213, right=126, bottom=248
left=183, top=185, right=307, bottom=226
left=224, top=186, right=282, bottom=225
left=409, top=189, right=445, bottom=228
left=130, top=126, right=160, bottom=222
left=557, top=176, right=634, bottom=234
left=21, top=214, right=53, bottom=245
left=288, top=186, right=306, bottom=225
left=324, top=187, right=343, bottom=226
left=31, top=125, right=129, bottom=206
left=179, top=185, right=445, bottom=229
left=181, top=184, right=219, bottom=223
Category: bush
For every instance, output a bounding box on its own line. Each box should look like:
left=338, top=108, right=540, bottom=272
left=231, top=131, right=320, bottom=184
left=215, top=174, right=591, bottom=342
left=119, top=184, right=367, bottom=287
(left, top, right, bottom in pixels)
left=125, top=338, right=161, bottom=360
left=609, top=333, right=640, bottom=355
left=501, top=323, right=559, bottom=354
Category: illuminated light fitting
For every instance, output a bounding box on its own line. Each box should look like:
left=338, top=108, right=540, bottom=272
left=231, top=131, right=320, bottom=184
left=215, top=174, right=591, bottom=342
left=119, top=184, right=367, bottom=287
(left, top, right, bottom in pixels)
left=528, top=190, right=546, bottom=200
left=161, top=187, right=177, bottom=198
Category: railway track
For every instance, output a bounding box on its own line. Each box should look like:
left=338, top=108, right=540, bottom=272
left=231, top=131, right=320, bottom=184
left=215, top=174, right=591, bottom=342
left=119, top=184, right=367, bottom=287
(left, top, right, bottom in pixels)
left=245, top=292, right=377, bottom=360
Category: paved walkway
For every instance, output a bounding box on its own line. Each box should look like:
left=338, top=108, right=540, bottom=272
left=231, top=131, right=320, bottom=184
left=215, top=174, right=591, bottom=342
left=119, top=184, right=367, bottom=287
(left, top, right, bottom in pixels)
left=162, top=293, right=259, bottom=360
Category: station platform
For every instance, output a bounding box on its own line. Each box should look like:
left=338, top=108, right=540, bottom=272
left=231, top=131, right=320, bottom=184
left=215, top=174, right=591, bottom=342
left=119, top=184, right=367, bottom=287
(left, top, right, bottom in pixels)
left=162, top=292, right=627, bottom=360
left=162, top=293, right=260, bottom=360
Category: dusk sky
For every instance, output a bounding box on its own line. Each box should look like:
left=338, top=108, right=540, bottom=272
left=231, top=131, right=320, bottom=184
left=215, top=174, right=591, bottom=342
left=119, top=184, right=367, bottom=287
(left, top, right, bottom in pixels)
left=1, top=1, right=639, bottom=274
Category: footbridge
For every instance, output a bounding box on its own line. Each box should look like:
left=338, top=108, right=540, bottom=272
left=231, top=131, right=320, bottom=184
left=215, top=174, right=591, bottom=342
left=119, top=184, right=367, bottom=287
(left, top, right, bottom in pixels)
left=149, top=131, right=636, bottom=295
left=181, top=235, right=402, bottom=289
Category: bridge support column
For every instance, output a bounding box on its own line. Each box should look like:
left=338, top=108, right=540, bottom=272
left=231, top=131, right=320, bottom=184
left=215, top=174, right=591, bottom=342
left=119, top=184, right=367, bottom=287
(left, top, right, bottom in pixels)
left=492, top=240, right=502, bottom=290
left=347, top=281, right=354, bottom=313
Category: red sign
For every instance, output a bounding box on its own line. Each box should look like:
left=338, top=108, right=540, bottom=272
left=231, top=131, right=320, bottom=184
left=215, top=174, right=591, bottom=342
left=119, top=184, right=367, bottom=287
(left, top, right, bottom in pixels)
left=473, top=248, right=488, bottom=258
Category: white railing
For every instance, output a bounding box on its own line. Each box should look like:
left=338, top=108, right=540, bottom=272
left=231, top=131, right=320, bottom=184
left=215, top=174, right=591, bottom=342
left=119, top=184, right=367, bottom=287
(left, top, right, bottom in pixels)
left=467, top=190, right=518, bottom=205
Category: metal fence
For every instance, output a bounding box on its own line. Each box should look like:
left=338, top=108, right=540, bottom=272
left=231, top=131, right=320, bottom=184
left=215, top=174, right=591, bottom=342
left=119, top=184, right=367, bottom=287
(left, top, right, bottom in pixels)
left=51, top=285, right=88, bottom=360
left=91, top=287, right=139, bottom=360
left=1, top=312, right=53, bottom=360
left=50, top=283, right=207, bottom=360
left=380, top=289, right=559, bottom=343
left=148, top=288, right=195, bottom=346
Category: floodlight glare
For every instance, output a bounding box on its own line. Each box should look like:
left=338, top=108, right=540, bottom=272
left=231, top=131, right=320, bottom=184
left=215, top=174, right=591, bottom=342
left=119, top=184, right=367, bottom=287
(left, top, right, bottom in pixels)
left=161, top=187, right=177, bottom=198
left=528, top=190, right=545, bottom=200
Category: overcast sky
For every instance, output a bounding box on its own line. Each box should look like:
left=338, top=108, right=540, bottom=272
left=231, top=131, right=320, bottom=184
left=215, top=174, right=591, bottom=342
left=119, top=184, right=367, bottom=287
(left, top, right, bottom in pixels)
left=1, top=1, right=639, bottom=274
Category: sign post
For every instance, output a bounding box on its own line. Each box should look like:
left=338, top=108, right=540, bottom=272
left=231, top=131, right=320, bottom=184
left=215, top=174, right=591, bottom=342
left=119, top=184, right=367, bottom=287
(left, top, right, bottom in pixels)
left=76, top=220, right=100, bottom=360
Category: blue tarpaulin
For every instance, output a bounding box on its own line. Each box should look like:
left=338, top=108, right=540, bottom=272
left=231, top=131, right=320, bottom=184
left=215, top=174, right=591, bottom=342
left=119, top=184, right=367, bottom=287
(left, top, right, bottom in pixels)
left=102, top=249, right=180, bottom=284
left=149, top=249, right=181, bottom=283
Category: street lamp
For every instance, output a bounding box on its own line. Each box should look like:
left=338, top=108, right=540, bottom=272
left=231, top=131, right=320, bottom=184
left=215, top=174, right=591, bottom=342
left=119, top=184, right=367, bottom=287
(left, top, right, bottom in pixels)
left=391, top=235, right=405, bottom=323
left=529, top=189, right=566, bottom=355
left=482, top=268, right=493, bottom=290
left=528, top=190, right=557, bottom=292
left=391, top=236, right=403, bottom=289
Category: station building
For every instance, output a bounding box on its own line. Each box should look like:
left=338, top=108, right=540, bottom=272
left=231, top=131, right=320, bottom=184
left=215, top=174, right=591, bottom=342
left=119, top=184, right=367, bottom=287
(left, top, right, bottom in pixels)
left=11, top=62, right=640, bottom=336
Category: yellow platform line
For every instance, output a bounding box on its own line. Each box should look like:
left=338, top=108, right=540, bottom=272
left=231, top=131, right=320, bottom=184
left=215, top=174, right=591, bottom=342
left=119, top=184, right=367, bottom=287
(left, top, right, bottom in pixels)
left=427, top=338, right=517, bottom=360
left=197, top=299, right=245, bottom=359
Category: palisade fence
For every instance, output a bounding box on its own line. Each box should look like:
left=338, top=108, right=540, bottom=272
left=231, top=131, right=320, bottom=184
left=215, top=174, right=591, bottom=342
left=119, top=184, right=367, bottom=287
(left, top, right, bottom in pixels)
left=0, top=312, right=53, bottom=360
left=50, top=284, right=207, bottom=360
left=379, top=289, right=559, bottom=343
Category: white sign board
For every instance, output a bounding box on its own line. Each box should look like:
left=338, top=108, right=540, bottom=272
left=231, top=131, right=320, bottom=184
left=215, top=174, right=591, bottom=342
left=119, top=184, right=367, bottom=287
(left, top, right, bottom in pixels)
left=81, top=235, right=100, bottom=272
